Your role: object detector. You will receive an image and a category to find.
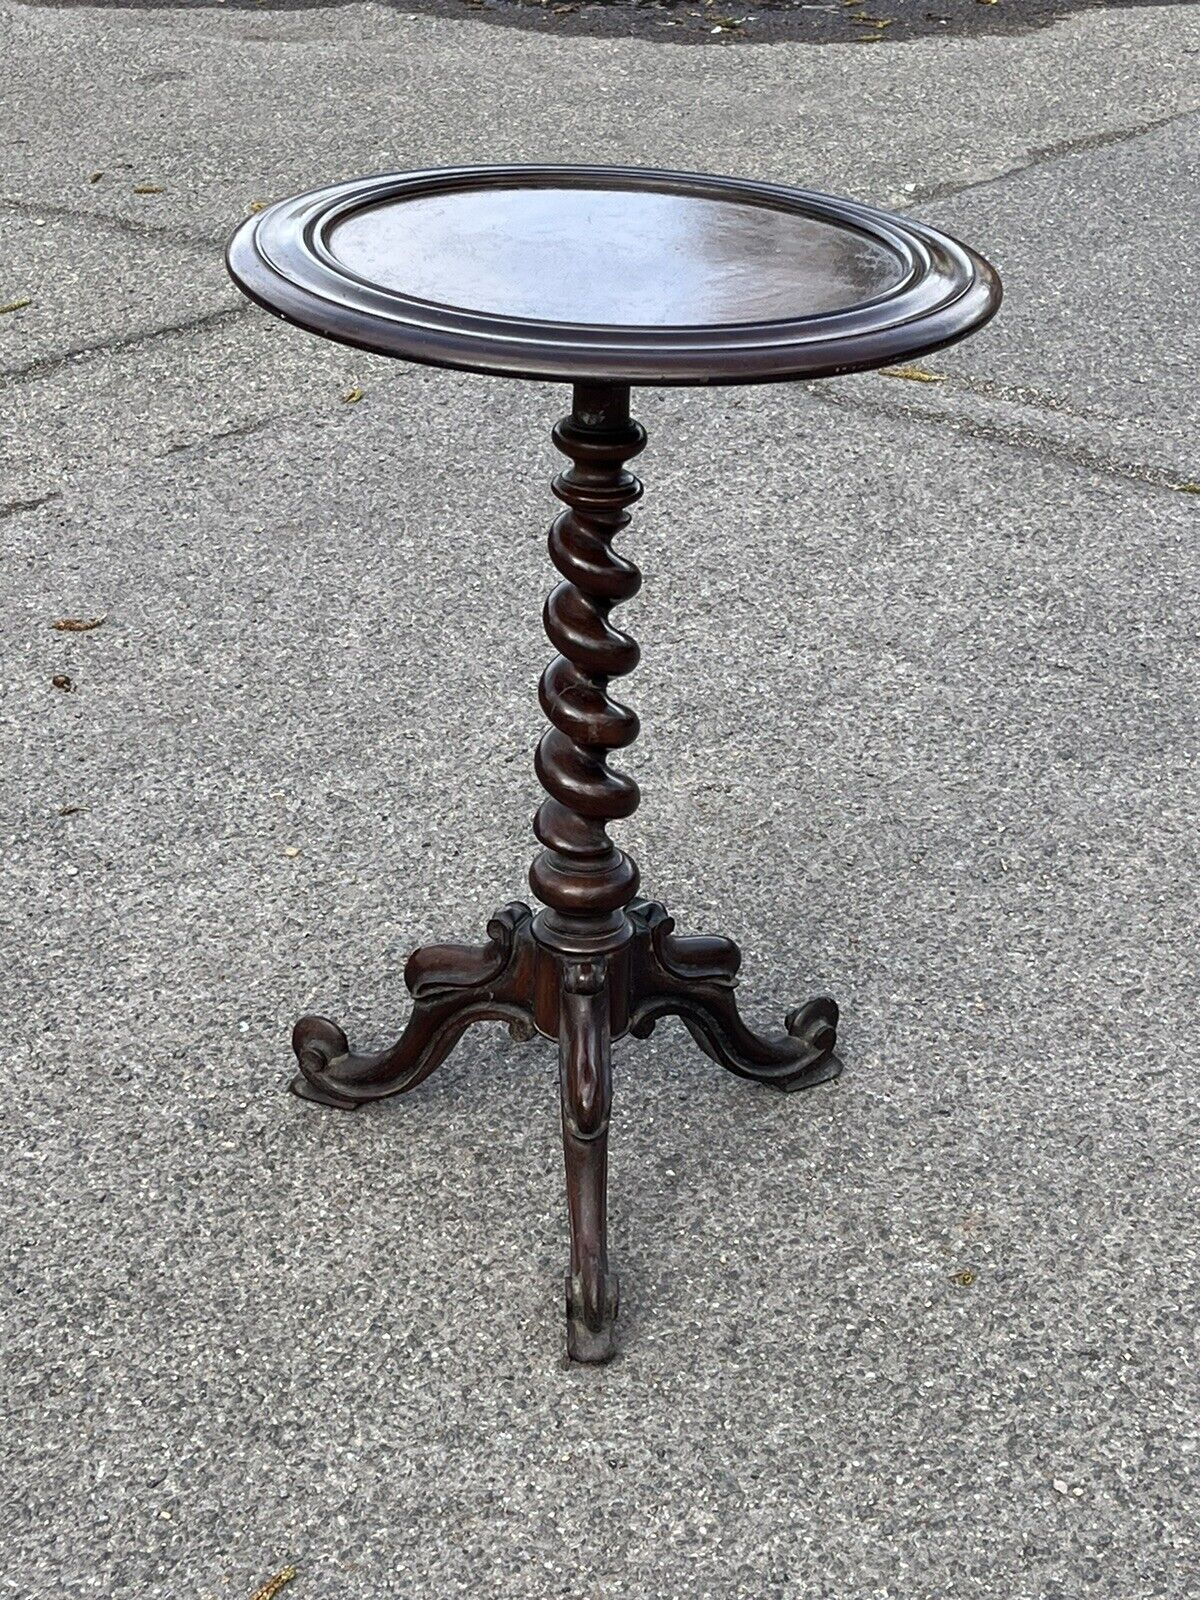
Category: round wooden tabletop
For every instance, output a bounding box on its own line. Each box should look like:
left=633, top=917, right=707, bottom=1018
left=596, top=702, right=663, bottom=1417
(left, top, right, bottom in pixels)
left=226, top=165, right=1001, bottom=387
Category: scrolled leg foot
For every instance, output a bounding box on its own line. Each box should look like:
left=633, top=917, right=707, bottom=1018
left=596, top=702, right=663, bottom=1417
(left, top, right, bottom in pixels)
left=629, top=901, right=842, bottom=1092
left=565, top=1268, right=620, bottom=1364
left=779, top=995, right=842, bottom=1091
left=289, top=902, right=537, bottom=1108
left=292, top=1014, right=359, bottom=1109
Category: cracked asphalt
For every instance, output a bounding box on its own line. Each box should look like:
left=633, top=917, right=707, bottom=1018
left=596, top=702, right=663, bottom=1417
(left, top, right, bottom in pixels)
left=2, top=2, right=1199, bottom=1597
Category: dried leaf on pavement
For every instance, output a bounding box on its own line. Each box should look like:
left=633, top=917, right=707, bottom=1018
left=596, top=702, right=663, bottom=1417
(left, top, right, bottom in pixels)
left=882, top=365, right=947, bottom=384
left=52, top=615, right=107, bottom=632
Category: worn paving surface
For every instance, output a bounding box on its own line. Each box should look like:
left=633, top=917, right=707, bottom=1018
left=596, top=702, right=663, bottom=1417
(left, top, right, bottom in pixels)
left=2, top=2, right=1199, bottom=1596
left=14, top=0, right=1187, bottom=47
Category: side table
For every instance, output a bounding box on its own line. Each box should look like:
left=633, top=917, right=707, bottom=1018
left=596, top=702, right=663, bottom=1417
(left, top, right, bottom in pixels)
left=226, top=165, right=1000, bottom=1361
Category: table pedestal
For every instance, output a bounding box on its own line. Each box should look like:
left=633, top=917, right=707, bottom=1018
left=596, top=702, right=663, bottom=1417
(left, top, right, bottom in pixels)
left=291, top=382, right=841, bottom=1362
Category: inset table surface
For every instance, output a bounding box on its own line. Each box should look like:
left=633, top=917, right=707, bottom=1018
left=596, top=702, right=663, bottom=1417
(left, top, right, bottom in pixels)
left=227, top=164, right=1000, bottom=385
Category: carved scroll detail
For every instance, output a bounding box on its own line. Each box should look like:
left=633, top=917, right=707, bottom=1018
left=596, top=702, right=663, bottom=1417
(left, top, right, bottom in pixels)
left=628, top=901, right=841, bottom=1093
left=291, top=904, right=536, bottom=1108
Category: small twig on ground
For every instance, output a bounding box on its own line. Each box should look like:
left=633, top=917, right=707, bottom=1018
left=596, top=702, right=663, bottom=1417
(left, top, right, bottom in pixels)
left=248, top=1567, right=298, bottom=1600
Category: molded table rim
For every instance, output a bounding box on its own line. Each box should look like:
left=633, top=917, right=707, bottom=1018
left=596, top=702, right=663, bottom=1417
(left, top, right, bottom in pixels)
left=226, top=163, right=1001, bottom=386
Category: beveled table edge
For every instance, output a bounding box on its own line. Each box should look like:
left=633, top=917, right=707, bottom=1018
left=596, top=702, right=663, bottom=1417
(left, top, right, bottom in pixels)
left=225, top=164, right=1002, bottom=386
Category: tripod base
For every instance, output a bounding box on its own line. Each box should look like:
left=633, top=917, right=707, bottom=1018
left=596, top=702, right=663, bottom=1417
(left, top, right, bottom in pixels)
left=292, top=898, right=840, bottom=1362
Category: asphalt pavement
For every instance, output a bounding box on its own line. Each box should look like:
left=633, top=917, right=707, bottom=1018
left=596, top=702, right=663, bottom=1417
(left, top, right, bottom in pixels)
left=2, top=2, right=1198, bottom=1596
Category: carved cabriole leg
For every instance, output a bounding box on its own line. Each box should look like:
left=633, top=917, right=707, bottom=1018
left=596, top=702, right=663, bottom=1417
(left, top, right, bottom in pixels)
left=530, top=382, right=645, bottom=1362
left=291, top=903, right=536, bottom=1109
left=559, top=960, right=617, bottom=1362
left=627, top=902, right=841, bottom=1092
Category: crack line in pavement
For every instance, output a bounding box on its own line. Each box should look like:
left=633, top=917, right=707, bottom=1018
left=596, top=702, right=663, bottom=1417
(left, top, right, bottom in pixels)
left=906, top=104, right=1200, bottom=207
left=163, top=416, right=277, bottom=455
left=940, top=373, right=1121, bottom=425
left=0, top=194, right=223, bottom=253
left=4, top=100, right=1196, bottom=403
left=1, top=302, right=249, bottom=384
left=807, top=385, right=1195, bottom=496
left=0, top=491, right=63, bottom=521
left=2, top=140, right=1191, bottom=498
left=8, top=323, right=1188, bottom=498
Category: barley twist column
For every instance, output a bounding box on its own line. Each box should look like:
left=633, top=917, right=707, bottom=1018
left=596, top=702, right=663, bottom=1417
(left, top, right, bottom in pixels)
left=529, top=382, right=645, bottom=953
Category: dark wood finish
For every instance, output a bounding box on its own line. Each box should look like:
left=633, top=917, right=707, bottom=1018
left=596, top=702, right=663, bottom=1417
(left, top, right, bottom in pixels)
left=558, top=959, right=617, bottom=1362
left=226, top=164, right=1001, bottom=386
left=627, top=902, right=841, bottom=1092
left=224, top=166, right=1002, bottom=1361
left=529, top=382, right=644, bottom=947
left=292, top=904, right=537, bottom=1109
left=286, top=386, right=842, bottom=1361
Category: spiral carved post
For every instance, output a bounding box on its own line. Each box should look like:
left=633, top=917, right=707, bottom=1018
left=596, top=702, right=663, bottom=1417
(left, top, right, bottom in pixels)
left=530, top=382, right=645, bottom=950
left=530, top=382, right=644, bottom=1361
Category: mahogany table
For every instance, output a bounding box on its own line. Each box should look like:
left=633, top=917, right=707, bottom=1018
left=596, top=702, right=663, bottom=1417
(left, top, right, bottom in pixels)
left=226, top=165, right=1000, bottom=1362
